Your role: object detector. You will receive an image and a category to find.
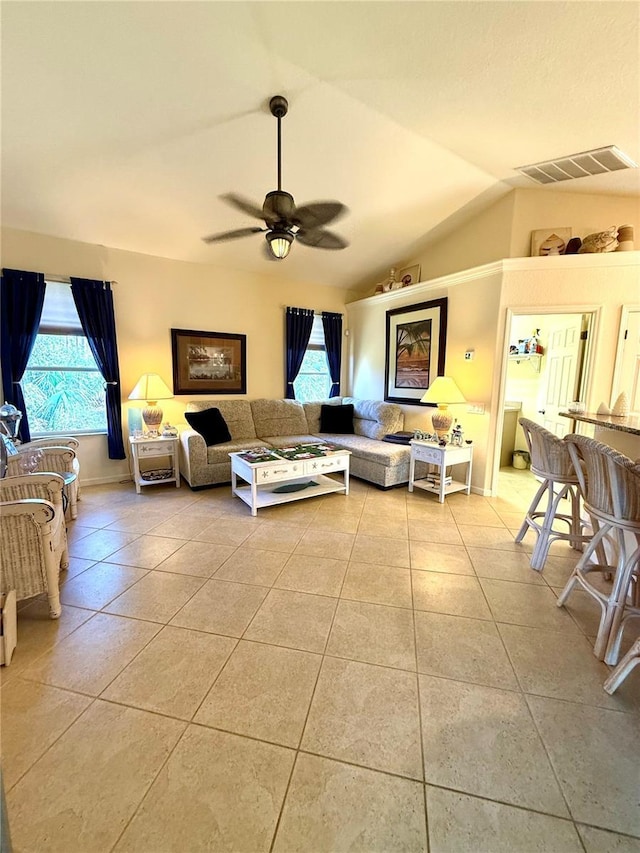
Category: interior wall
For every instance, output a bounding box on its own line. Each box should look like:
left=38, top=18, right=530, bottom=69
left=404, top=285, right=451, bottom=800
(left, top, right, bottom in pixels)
left=509, top=188, right=640, bottom=259
left=397, top=187, right=640, bottom=286
left=500, top=259, right=640, bottom=413
left=1, top=227, right=354, bottom=484
left=346, top=267, right=503, bottom=495
left=404, top=193, right=515, bottom=284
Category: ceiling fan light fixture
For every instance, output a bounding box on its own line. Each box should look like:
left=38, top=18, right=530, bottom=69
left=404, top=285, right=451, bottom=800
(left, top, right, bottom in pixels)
left=266, top=229, right=293, bottom=259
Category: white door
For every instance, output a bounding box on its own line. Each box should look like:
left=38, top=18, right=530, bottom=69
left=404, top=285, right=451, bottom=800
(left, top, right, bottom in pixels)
left=538, top=316, right=584, bottom=436
left=616, top=309, right=640, bottom=412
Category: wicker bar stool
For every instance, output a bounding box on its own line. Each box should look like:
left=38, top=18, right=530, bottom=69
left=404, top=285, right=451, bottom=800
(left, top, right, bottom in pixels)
left=604, top=637, right=640, bottom=693
left=515, top=418, right=589, bottom=571
left=556, top=435, right=640, bottom=664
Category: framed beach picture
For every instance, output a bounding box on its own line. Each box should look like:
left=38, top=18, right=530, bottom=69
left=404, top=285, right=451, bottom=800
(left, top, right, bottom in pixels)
left=171, top=328, right=247, bottom=395
left=384, top=298, right=448, bottom=404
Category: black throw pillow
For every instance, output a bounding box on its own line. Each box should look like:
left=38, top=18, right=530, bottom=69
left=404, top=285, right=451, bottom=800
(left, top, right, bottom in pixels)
left=185, top=408, right=231, bottom=446
left=319, top=403, right=355, bottom=434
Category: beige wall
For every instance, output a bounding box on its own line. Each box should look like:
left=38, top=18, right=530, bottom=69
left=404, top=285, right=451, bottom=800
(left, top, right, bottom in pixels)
left=1, top=228, right=354, bottom=484
left=509, top=188, right=640, bottom=259
left=347, top=266, right=503, bottom=494
left=347, top=253, right=640, bottom=495
left=397, top=187, right=640, bottom=287
left=405, top=193, right=515, bottom=284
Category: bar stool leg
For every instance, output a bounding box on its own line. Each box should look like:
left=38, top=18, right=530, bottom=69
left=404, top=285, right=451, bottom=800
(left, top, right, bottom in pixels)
left=603, top=536, right=640, bottom=665
left=603, top=637, right=640, bottom=694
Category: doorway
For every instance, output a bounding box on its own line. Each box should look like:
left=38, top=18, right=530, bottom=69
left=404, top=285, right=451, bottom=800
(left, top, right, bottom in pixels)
left=493, top=308, right=597, bottom=496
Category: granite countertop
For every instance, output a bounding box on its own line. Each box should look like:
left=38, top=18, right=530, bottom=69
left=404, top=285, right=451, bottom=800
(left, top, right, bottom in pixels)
left=560, top=411, right=640, bottom=436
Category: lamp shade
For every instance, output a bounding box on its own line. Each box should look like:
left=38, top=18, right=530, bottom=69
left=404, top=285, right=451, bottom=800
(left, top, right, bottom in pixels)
left=420, top=376, right=466, bottom=439
left=420, top=376, right=466, bottom=406
left=266, top=230, right=293, bottom=259
left=128, top=374, right=173, bottom=404
left=128, top=374, right=173, bottom=435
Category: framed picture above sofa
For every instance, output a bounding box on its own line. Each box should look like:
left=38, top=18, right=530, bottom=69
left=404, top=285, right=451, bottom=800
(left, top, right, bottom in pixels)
left=171, top=328, right=247, bottom=395
left=384, top=298, right=448, bottom=405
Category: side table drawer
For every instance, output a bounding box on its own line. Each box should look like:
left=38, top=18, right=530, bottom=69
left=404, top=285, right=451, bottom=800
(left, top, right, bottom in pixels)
left=412, top=444, right=442, bottom=465
left=258, top=463, right=303, bottom=483
left=304, top=455, right=345, bottom=475
left=138, top=443, right=174, bottom=458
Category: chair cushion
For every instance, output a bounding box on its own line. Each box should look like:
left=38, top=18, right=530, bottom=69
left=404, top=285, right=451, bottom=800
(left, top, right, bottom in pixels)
left=185, top=408, right=231, bottom=446
left=320, top=403, right=354, bottom=434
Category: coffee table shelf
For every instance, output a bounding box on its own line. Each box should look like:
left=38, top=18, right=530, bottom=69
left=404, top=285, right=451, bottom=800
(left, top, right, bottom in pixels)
left=230, top=449, right=350, bottom=516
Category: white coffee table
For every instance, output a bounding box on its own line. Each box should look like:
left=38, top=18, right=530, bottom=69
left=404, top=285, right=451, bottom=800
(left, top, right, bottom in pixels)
left=230, top=446, right=350, bottom=516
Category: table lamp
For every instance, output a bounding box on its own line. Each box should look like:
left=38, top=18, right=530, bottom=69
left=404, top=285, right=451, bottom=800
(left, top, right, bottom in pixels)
left=420, top=376, right=466, bottom=439
left=128, top=373, right=173, bottom=436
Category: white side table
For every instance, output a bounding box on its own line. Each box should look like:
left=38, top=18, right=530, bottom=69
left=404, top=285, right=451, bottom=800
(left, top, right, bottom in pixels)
left=409, top=440, right=473, bottom=503
left=129, top=435, right=180, bottom=494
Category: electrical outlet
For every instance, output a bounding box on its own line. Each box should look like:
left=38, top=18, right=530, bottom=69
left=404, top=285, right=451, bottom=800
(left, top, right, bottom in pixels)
left=464, top=350, right=475, bottom=360
left=467, top=403, right=485, bottom=414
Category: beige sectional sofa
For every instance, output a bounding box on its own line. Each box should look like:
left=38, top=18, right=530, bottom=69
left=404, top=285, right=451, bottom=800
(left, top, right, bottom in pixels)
left=179, top=397, right=415, bottom=489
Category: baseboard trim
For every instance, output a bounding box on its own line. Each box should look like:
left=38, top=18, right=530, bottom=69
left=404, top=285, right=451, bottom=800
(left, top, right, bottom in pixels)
left=81, top=474, right=134, bottom=487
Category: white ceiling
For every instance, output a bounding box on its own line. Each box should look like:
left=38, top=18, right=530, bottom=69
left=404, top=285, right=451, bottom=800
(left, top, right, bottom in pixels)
left=2, top=1, right=639, bottom=289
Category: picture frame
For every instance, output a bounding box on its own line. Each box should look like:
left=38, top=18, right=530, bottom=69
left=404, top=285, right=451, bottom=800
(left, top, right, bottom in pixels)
left=397, top=264, right=421, bottom=287
left=171, top=328, right=247, bottom=395
left=384, top=298, right=448, bottom=405
left=530, top=227, right=572, bottom=257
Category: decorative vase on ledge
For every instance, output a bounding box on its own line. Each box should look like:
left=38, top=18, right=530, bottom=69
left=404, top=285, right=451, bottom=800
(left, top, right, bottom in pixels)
left=611, top=392, right=630, bottom=418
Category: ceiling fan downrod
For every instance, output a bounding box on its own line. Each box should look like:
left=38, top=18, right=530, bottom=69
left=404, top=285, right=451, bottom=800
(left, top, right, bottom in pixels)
left=269, top=95, right=288, bottom=193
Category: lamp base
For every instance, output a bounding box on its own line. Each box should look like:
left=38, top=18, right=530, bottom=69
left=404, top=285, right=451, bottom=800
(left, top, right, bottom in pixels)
left=142, top=405, right=163, bottom=436
left=431, top=405, right=452, bottom=440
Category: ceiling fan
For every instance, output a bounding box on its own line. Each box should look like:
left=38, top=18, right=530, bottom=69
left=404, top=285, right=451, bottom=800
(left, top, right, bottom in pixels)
left=202, top=95, right=349, bottom=260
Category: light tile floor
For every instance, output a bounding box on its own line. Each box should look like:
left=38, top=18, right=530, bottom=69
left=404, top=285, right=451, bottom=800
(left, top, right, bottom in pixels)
left=2, top=469, right=639, bottom=852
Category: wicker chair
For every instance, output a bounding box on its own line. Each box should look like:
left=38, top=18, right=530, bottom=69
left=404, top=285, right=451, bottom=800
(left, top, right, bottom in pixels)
left=557, top=435, right=640, bottom=664
left=5, top=437, right=80, bottom=520
left=604, top=637, right=640, bottom=693
left=515, top=418, right=590, bottom=571
left=0, top=473, right=70, bottom=618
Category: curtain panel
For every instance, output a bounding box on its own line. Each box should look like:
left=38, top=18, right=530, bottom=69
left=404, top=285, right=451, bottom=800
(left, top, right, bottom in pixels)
left=321, top=311, right=343, bottom=398
left=70, top=278, right=126, bottom=459
left=0, top=268, right=46, bottom=442
left=285, top=307, right=314, bottom=399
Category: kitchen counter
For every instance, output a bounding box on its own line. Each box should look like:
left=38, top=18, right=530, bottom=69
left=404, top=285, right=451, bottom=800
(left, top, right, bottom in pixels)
left=559, top=411, right=640, bottom=436
left=560, top=411, right=640, bottom=459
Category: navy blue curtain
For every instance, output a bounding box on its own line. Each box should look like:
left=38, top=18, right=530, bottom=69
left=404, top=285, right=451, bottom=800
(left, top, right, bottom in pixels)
left=285, top=307, right=314, bottom=399
left=322, top=311, right=342, bottom=398
left=70, top=278, right=126, bottom=459
left=0, top=268, right=46, bottom=442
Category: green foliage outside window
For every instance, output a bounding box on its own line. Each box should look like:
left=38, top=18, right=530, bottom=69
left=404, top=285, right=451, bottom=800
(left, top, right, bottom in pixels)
left=294, top=348, right=332, bottom=402
left=22, top=334, right=107, bottom=434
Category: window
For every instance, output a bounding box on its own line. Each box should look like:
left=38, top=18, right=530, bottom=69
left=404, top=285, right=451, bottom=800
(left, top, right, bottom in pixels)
left=22, top=281, right=107, bottom=435
left=293, top=315, right=332, bottom=401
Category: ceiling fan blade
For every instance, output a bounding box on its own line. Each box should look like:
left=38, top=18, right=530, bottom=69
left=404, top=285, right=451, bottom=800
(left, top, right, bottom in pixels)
left=296, top=228, right=349, bottom=250
left=293, top=201, right=348, bottom=229
left=220, top=193, right=265, bottom=220
left=202, top=227, right=265, bottom=244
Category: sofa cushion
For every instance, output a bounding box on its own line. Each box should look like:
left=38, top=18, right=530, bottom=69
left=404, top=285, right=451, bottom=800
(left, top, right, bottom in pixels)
left=343, top=397, right=404, bottom=440
left=320, top=403, right=354, bottom=434
left=186, top=400, right=257, bottom=439
left=205, top=439, right=271, bottom=466
left=185, top=408, right=231, bottom=446
left=303, top=399, right=343, bottom=434
left=251, top=399, right=308, bottom=438
left=318, top=434, right=411, bottom=467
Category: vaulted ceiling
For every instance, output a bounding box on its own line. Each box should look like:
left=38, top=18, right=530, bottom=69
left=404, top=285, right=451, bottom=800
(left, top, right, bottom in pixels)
left=2, top=2, right=639, bottom=289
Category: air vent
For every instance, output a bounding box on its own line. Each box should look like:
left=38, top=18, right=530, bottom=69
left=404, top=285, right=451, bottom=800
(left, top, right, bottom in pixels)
left=517, top=145, right=637, bottom=185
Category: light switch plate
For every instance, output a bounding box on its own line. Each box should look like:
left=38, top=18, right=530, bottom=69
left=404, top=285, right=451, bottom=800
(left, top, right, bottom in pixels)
left=464, top=350, right=475, bottom=360
left=467, top=403, right=485, bottom=414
